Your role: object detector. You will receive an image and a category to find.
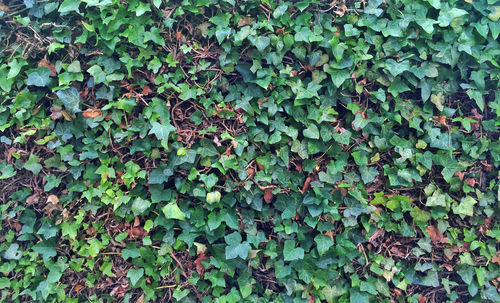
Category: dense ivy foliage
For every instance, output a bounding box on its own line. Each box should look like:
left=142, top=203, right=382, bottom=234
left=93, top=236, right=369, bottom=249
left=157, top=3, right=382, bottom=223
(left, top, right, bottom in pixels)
left=1, top=0, right=499, bottom=302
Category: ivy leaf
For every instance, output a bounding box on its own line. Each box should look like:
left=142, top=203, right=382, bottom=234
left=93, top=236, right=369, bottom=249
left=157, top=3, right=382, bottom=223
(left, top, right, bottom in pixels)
left=149, top=122, right=175, bottom=145
left=314, top=235, right=334, bottom=256
left=283, top=239, right=304, bottom=261
left=27, top=67, right=51, bottom=87
left=58, top=0, right=81, bottom=13
left=162, top=202, right=186, bottom=220
left=127, top=268, right=144, bottom=287
left=56, top=87, right=81, bottom=114
left=225, top=232, right=251, bottom=259
left=24, top=154, right=42, bottom=174
left=359, top=166, right=379, bottom=184
left=32, top=240, right=57, bottom=262
left=303, top=124, right=319, bottom=139
left=3, top=243, right=22, bottom=260
left=466, top=90, right=484, bottom=112
left=453, top=196, right=477, bottom=217
left=249, top=36, right=270, bottom=52
left=131, top=197, right=151, bottom=216
left=178, top=83, right=197, bottom=100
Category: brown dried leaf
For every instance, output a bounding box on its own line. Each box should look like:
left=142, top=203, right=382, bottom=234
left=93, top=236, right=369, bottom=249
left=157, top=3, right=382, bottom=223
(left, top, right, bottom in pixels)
left=426, top=225, right=450, bottom=244
left=481, top=160, right=493, bottom=172
left=136, top=293, right=145, bottom=303
left=47, top=194, right=59, bottom=205
left=142, top=85, right=153, bottom=96
left=237, top=16, right=254, bottom=27
left=195, top=252, right=209, bottom=276
left=418, top=294, right=427, bottom=303
left=74, top=285, right=84, bottom=293
left=440, top=263, right=454, bottom=271
left=82, top=109, right=102, bottom=118
left=492, top=252, right=500, bottom=265
left=369, top=229, right=385, bottom=244
left=38, top=58, right=57, bottom=76
left=454, top=171, right=465, bottom=181
left=26, top=194, right=40, bottom=205
left=465, top=178, right=476, bottom=187
left=470, top=108, right=483, bottom=121
left=0, top=1, right=9, bottom=12
left=264, top=189, right=274, bottom=204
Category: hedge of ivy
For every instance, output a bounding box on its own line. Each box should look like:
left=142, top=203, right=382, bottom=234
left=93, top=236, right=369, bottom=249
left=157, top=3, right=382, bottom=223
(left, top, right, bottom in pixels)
left=0, top=0, right=499, bottom=302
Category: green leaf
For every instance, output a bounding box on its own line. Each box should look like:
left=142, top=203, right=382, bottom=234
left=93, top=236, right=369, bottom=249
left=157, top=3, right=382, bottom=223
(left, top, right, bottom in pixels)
left=438, top=8, right=468, bottom=27
left=283, top=239, right=304, bottom=261
left=162, top=202, right=186, bottom=220
left=385, top=59, right=410, bottom=77
left=303, top=124, right=319, bottom=139
left=67, top=61, right=81, bottom=73
left=149, top=122, right=175, bottom=144
left=225, top=232, right=251, bottom=259
left=350, top=290, right=369, bottom=303
left=466, top=90, right=484, bottom=112
left=173, top=286, right=190, bottom=300
left=178, top=84, right=197, bottom=100
left=314, top=235, right=334, bottom=256
left=329, top=69, right=351, bottom=88
left=127, top=268, right=144, bottom=287
left=27, top=67, right=51, bottom=87
left=250, top=36, right=270, bottom=52
left=32, top=240, right=57, bottom=262
left=3, top=243, right=22, bottom=260
left=58, top=0, right=81, bottom=13
left=453, top=196, right=477, bottom=217
left=489, top=6, right=500, bottom=22
left=359, top=166, right=378, bottom=184
left=425, top=190, right=447, bottom=208
left=88, top=65, right=106, bottom=85
left=131, top=197, right=151, bottom=216
left=206, top=191, right=221, bottom=204
left=24, top=154, right=42, bottom=174
left=56, top=87, right=82, bottom=114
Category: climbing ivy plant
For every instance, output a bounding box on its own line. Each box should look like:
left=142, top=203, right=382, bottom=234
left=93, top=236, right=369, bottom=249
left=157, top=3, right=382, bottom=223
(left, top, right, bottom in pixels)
left=0, top=0, right=499, bottom=302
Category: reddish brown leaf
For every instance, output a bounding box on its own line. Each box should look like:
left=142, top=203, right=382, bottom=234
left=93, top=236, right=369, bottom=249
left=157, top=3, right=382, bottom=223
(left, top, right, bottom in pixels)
left=142, top=85, right=153, bottom=96
left=308, top=296, right=315, bottom=303
left=74, top=285, right=84, bottom=293
left=47, top=194, right=59, bottom=205
left=426, top=225, right=450, bottom=244
left=440, top=263, right=454, bottom=271
left=256, top=162, right=265, bottom=171
left=136, top=293, right=145, bottom=303
left=418, top=294, right=427, bottom=303
left=26, top=194, right=40, bottom=205
left=492, top=252, right=500, bottom=265
left=324, top=230, right=335, bottom=242
left=237, top=16, right=254, bottom=27
left=470, top=108, right=483, bottom=121
left=301, top=176, right=312, bottom=194
left=82, top=108, right=102, bottom=118
left=393, top=289, right=403, bottom=297
left=481, top=160, right=493, bottom=172
left=465, top=178, right=476, bottom=187
left=264, top=189, right=273, bottom=204
left=433, top=115, right=448, bottom=127
left=195, top=253, right=209, bottom=276
left=390, top=246, right=405, bottom=257
left=133, top=216, right=140, bottom=227
left=369, top=229, right=385, bottom=244
left=38, top=58, right=56, bottom=76
left=454, top=171, right=465, bottom=181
